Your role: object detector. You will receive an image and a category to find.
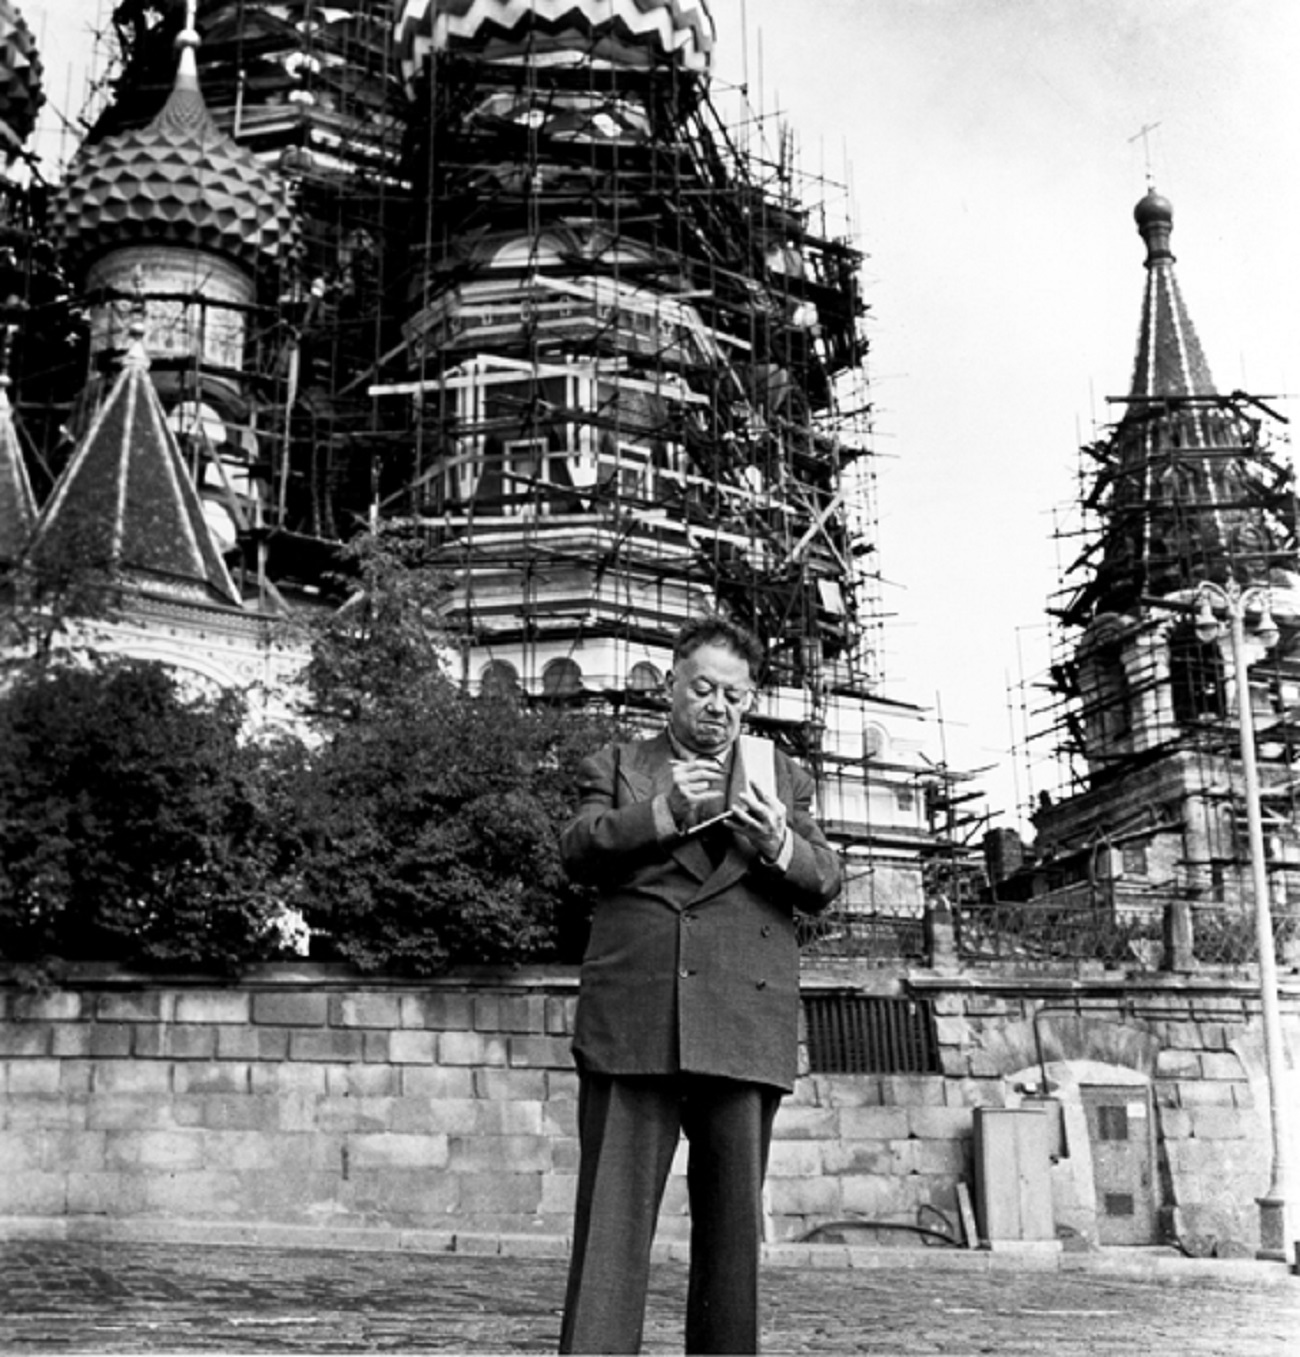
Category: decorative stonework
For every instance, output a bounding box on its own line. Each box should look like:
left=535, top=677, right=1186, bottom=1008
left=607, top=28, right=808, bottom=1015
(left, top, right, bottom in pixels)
left=85, top=246, right=251, bottom=371
left=397, top=0, right=715, bottom=97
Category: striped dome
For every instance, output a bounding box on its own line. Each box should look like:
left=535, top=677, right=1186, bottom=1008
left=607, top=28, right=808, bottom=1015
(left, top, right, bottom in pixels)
left=0, top=0, right=43, bottom=151
left=396, top=0, right=714, bottom=96
left=50, top=27, right=293, bottom=278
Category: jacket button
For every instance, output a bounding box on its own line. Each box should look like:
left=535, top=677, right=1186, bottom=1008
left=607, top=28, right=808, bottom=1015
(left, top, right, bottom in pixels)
left=761, top=925, right=772, bottom=937
left=755, top=979, right=767, bottom=990
left=679, top=967, right=691, bottom=979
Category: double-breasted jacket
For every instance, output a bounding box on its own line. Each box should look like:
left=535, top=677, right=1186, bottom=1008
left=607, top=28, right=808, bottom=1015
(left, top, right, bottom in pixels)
left=561, top=730, right=842, bottom=1092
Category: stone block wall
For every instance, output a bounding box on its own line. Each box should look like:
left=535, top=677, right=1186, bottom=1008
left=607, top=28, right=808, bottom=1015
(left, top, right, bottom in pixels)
left=917, top=979, right=1300, bottom=1252
left=1, top=969, right=1294, bottom=1253
left=0, top=976, right=581, bottom=1244
left=0, top=971, right=992, bottom=1248
left=766, top=1075, right=983, bottom=1243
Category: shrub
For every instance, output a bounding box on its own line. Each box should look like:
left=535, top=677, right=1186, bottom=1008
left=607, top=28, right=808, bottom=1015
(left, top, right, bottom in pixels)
left=0, top=657, right=300, bottom=970
left=286, top=530, right=626, bottom=973
left=0, top=526, right=632, bottom=977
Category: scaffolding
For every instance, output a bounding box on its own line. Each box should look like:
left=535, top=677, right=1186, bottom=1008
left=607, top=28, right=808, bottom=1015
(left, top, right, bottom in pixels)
left=44, top=3, right=874, bottom=676
left=1017, top=385, right=1300, bottom=966
left=1047, top=391, right=1300, bottom=780
left=13, top=0, right=978, bottom=937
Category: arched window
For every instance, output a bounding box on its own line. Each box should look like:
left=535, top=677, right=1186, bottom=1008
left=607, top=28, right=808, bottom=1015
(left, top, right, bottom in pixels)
left=542, top=657, right=583, bottom=699
left=480, top=659, right=521, bottom=698
left=628, top=661, right=663, bottom=692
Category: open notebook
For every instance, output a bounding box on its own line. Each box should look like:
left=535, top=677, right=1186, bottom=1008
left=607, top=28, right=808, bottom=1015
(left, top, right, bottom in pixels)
left=737, top=733, right=777, bottom=803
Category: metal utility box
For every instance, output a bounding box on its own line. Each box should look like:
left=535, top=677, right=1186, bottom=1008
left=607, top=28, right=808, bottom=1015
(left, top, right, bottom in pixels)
left=972, top=1107, right=1057, bottom=1249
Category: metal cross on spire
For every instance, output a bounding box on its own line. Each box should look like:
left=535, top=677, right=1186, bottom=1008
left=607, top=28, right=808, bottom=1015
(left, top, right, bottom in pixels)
left=1128, top=121, right=1162, bottom=189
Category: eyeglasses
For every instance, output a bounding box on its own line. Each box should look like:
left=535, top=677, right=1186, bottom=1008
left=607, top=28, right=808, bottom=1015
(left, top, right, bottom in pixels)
left=683, top=678, right=755, bottom=711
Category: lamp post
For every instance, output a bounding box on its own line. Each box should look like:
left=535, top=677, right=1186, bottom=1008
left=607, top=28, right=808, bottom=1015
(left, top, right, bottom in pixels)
left=1194, top=579, right=1293, bottom=1261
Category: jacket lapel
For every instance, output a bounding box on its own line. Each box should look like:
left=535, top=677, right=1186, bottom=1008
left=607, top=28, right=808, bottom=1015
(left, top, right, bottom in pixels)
left=620, top=734, right=715, bottom=884
left=620, top=732, right=795, bottom=897
left=618, top=732, right=676, bottom=801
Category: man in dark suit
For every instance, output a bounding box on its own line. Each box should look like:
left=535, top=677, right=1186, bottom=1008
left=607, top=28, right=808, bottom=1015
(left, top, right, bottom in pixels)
left=558, top=614, right=842, bottom=1354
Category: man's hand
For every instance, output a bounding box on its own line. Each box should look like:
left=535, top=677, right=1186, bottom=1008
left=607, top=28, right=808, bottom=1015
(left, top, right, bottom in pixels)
left=728, top=782, right=788, bottom=861
left=667, top=757, right=728, bottom=829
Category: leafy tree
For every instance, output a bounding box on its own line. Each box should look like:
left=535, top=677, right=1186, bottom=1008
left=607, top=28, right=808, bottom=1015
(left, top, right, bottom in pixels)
left=0, top=524, right=632, bottom=977
left=289, top=527, right=626, bottom=974
left=0, top=516, right=126, bottom=672
left=294, top=527, right=457, bottom=727
left=0, top=657, right=300, bottom=970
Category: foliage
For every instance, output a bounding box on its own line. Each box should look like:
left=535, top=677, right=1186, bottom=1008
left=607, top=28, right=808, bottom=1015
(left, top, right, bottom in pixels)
left=0, top=515, right=126, bottom=670
left=0, top=657, right=301, bottom=971
left=0, top=526, right=628, bottom=977
left=286, top=527, right=625, bottom=974
left=294, top=528, right=457, bottom=727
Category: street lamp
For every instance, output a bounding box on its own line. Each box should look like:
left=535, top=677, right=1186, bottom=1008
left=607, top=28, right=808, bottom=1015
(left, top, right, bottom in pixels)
left=1195, top=578, right=1293, bottom=1261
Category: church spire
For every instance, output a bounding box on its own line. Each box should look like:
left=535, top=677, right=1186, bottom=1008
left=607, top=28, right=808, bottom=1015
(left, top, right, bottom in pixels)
left=1058, top=189, right=1292, bottom=632
left=1126, top=190, right=1216, bottom=409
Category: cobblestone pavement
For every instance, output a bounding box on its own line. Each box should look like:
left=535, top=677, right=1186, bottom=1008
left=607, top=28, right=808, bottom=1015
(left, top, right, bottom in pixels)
left=1, top=1239, right=1298, bottom=1355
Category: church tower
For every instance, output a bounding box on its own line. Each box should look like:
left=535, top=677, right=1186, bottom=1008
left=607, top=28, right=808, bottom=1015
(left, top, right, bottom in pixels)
left=1034, top=191, right=1300, bottom=952
left=13, top=14, right=301, bottom=705
left=21, top=0, right=976, bottom=929
left=48, top=7, right=294, bottom=574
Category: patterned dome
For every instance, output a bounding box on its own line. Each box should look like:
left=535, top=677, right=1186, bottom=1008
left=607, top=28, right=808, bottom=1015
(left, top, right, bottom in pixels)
left=50, top=26, right=294, bottom=278
left=396, top=0, right=714, bottom=97
left=0, top=0, right=43, bottom=152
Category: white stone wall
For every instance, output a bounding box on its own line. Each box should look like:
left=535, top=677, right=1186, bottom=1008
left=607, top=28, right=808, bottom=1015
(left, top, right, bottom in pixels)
left=2, top=972, right=1293, bottom=1254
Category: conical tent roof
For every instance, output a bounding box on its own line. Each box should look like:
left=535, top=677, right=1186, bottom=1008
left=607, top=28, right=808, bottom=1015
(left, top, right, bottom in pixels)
left=1064, top=191, right=1293, bottom=624
left=0, top=372, right=35, bottom=562
left=26, top=331, right=240, bottom=608
left=1125, top=190, right=1217, bottom=409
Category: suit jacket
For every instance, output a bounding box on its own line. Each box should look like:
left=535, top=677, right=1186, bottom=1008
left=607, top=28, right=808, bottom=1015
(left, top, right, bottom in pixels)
left=561, top=731, right=842, bottom=1092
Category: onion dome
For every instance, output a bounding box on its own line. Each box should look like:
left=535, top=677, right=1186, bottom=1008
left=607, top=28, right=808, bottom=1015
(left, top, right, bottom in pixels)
left=1133, top=189, right=1174, bottom=266
left=0, top=0, right=43, bottom=154
left=49, top=22, right=293, bottom=280
left=396, top=0, right=715, bottom=97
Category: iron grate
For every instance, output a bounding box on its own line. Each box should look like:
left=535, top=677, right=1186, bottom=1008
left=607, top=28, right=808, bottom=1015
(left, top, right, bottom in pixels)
left=803, top=994, right=941, bottom=1075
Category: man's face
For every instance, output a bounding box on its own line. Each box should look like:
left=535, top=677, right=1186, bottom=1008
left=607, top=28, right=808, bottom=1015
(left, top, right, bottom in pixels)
left=668, top=641, right=755, bottom=754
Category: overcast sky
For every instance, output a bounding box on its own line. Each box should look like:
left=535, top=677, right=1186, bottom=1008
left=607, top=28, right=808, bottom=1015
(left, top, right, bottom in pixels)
left=708, top=0, right=1300, bottom=829
left=28, top=0, right=1300, bottom=831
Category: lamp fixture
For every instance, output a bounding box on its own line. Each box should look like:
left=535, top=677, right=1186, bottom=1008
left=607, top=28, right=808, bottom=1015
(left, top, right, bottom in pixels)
left=1194, top=597, right=1221, bottom=644
left=1255, top=608, right=1280, bottom=652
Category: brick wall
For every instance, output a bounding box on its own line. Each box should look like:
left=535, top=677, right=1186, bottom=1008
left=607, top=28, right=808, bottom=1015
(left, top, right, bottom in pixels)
left=1, top=968, right=1294, bottom=1253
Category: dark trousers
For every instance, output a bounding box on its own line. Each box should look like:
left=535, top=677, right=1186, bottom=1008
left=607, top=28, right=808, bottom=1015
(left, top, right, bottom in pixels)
left=559, top=1071, right=781, bottom=1355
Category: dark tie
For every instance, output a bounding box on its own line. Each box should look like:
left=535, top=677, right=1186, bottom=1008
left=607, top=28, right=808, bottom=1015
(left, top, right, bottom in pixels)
left=699, top=822, right=729, bottom=869
left=695, top=752, right=730, bottom=868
